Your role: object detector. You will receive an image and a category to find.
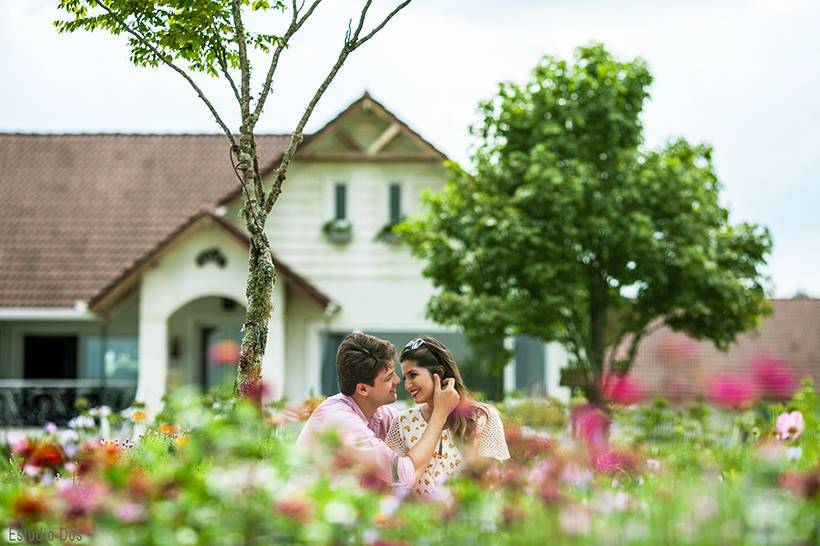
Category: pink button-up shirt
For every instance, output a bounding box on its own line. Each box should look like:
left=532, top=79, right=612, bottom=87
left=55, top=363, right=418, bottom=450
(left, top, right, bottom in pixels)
left=294, top=393, right=415, bottom=488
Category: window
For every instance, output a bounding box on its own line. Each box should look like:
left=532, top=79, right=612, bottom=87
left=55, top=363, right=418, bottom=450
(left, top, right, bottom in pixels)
left=389, top=183, right=402, bottom=224
left=24, top=336, right=78, bottom=380
left=83, top=336, right=139, bottom=380
left=334, top=183, right=347, bottom=220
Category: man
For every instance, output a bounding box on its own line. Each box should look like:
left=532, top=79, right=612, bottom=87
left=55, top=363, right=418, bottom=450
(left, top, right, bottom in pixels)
left=294, top=332, right=460, bottom=488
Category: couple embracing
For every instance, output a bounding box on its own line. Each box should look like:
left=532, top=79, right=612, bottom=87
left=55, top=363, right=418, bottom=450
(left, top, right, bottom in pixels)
left=295, top=332, right=509, bottom=499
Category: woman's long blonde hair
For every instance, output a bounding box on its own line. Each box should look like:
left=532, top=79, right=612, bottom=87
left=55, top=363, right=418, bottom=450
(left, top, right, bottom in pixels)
left=400, top=336, right=488, bottom=444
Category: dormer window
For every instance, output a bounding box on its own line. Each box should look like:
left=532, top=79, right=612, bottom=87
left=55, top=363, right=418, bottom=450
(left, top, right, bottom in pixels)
left=334, top=183, right=347, bottom=220
left=389, top=183, right=402, bottom=224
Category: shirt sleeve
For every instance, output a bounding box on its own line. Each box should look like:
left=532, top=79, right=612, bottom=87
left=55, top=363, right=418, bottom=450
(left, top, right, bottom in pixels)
left=476, top=405, right=510, bottom=461
left=330, top=411, right=416, bottom=488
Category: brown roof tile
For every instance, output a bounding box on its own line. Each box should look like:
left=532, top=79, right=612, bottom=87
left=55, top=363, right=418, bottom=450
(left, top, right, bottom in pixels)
left=0, top=133, right=289, bottom=308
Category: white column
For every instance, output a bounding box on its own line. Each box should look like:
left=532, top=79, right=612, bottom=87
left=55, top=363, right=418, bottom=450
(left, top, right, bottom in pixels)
left=546, top=341, right=571, bottom=402
left=261, top=280, right=286, bottom=402
left=136, top=310, right=168, bottom=419
left=503, top=336, right=516, bottom=394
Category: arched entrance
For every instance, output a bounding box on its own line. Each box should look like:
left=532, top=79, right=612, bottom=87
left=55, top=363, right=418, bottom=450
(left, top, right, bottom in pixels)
left=166, top=296, right=246, bottom=393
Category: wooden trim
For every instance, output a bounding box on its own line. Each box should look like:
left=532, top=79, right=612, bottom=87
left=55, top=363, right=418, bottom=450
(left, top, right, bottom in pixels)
left=366, top=123, right=401, bottom=155
left=333, top=128, right=363, bottom=152
left=296, top=153, right=444, bottom=163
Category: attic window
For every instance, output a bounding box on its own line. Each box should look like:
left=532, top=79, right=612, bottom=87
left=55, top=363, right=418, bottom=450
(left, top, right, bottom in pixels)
left=334, top=183, right=347, bottom=220
left=389, top=183, right=402, bottom=224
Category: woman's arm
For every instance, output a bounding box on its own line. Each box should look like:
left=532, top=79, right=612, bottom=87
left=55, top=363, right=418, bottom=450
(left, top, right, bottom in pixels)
left=406, top=374, right=460, bottom=481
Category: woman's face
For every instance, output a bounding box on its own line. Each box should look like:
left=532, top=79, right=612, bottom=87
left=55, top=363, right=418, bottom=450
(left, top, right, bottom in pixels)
left=401, top=360, right=435, bottom=404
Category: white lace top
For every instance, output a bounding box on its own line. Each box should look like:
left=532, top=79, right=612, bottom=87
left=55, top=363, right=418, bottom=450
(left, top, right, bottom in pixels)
left=386, top=404, right=510, bottom=498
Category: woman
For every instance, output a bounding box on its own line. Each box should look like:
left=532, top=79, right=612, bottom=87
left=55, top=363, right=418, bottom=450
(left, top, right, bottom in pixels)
left=386, top=337, right=509, bottom=498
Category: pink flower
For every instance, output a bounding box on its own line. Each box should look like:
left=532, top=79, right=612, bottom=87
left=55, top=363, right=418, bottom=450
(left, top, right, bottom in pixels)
left=571, top=404, right=610, bottom=452
left=775, top=411, right=805, bottom=441
left=603, top=375, right=643, bottom=405
left=750, top=355, right=796, bottom=400
left=114, top=502, right=145, bottom=523
left=706, top=375, right=757, bottom=408
left=59, top=481, right=108, bottom=517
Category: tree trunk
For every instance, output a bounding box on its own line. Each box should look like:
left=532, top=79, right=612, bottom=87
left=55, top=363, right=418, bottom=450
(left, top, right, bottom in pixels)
left=234, top=233, right=275, bottom=399
left=233, top=132, right=276, bottom=400
left=585, top=275, right=608, bottom=406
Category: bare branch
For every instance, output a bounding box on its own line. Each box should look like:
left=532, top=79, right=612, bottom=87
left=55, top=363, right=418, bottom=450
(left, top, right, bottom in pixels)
left=230, top=0, right=252, bottom=120
left=352, top=0, right=412, bottom=48
left=252, top=0, right=324, bottom=124
left=90, top=0, right=236, bottom=146
left=211, top=26, right=242, bottom=107
left=262, top=0, right=415, bottom=213
left=351, top=0, right=373, bottom=42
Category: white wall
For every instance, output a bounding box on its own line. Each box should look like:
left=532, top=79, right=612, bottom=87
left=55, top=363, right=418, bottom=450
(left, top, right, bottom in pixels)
left=136, top=219, right=286, bottom=414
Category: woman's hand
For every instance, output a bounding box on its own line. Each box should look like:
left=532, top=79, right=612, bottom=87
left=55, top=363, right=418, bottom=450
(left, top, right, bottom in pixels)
left=432, top=374, right=460, bottom=417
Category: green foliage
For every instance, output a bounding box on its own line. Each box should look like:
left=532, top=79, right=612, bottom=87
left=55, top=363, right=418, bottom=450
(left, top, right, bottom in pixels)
left=399, top=44, right=773, bottom=398
left=55, top=0, right=286, bottom=76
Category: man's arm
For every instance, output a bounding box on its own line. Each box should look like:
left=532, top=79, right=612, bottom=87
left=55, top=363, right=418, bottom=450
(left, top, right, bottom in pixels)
left=404, top=374, right=460, bottom=482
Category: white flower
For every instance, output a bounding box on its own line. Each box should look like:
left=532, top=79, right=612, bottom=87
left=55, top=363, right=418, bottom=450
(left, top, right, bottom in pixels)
left=323, top=501, right=357, bottom=526
left=786, top=447, right=802, bottom=461
left=88, top=406, right=111, bottom=417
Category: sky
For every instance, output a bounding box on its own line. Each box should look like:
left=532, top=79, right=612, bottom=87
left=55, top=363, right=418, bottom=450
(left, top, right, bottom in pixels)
left=1, top=0, right=819, bottom=298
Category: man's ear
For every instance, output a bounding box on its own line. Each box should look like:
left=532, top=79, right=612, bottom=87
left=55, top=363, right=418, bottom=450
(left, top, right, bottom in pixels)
left=355, top=382, right=369, bottom=397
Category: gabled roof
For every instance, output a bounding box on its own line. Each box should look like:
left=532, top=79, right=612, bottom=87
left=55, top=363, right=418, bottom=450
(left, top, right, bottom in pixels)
left=0, top=94, right=444, bottom=310
left=217, top=92, right=448, bottom=206
left=0, top=133, right=289, bottom=308
left=89, top=210, right=332, bottom=311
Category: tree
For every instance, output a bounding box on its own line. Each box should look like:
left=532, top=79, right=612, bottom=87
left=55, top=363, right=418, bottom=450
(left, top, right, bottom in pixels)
left=399, top=44, right=772, bottom=404
left=55, top=0, right=413, bottom=398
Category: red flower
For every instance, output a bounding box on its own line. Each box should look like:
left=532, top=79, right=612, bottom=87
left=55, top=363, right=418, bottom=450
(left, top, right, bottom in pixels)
left=780, top=468, right=819, bottom=499
left=30, top=441, right=65, bottom=469
left=12, top=490, right=49, bottom=520
left=275, top=497, right=314, bottom=523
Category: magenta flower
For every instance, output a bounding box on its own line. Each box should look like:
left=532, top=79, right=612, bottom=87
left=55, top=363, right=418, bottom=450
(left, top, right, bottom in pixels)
left=706, top=375, right=757, bottom=408
left=571, top=404, right=610, bottom=451
left=603, top=374, right=643, bottom=405
left=750, top=354, right=796, bottom=400
left=776, top=411, right=805, bottom=441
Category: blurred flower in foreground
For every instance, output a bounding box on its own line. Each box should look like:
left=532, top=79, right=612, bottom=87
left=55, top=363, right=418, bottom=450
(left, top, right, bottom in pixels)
left=750, top=354, right=796, bottom=400
left=571, top=404, right=610, bottom=451
left=775, top=411, right=804, bottom=441
left=706, top=375, right=757, bottom=408
left=779, top=468, right=819, bottom=499
left=12, top=490, right=49, bottom=520
left=603, top=374, right=643, bottom=405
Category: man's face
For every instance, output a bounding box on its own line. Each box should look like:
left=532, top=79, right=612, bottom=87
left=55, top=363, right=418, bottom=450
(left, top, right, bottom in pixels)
left=366, top=363, right=400, bottom=406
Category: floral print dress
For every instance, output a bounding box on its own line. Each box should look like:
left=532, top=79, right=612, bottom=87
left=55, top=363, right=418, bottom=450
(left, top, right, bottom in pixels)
left=386, top=404, right=509, bottom=498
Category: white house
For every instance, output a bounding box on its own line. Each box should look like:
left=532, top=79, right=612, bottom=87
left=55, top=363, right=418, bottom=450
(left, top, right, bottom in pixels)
left=0, top=93, right=568, bottom=424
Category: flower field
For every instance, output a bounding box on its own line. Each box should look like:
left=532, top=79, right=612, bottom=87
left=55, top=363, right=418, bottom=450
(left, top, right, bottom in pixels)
left=1, top=381, right=817, bottom=545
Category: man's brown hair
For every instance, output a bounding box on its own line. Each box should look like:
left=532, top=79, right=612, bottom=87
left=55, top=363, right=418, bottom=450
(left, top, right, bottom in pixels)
left=336, top=332, right=397, bottom=395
